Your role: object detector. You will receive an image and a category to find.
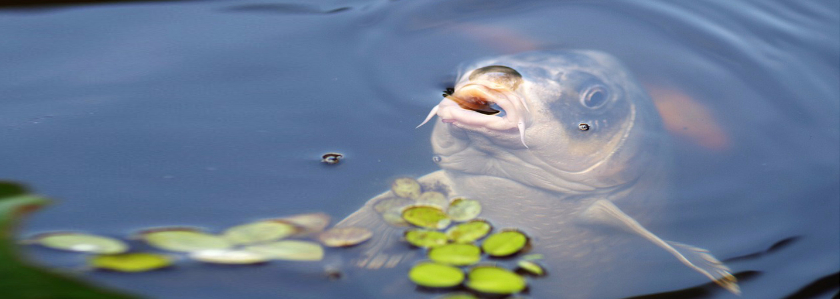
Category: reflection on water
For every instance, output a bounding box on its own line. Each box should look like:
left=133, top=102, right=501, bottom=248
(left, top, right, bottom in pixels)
left=0, top=0, right=837, bottom=298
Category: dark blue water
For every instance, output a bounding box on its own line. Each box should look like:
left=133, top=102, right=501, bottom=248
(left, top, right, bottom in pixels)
left=1, top=0, right=837, bottom=298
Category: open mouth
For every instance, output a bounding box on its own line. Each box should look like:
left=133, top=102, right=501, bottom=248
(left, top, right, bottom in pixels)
left=417, top=83, right=530, bottom=147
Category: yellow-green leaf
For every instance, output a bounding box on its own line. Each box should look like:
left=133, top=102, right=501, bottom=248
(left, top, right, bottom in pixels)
left=29, top=232, right=128, bottom=254
left=402, top=205, right=451, bottom=230
left=428, top=244, right=481, bottom=266
left=481, top=230, right=529, bottom=257
left=446, top=198, right=481, bottom=222
left=404, top=229, right=448, bottom=248
left=89, top=253, right=172, bottom=272
left=445, top=220, right=492, bottom=243
left=465, top=266, right=526, bottom=294
left=516, top=260, right=546, bottom=276
left=408, top=262, right=464, bottom=288
left=138, top=228, right=231, bottom=252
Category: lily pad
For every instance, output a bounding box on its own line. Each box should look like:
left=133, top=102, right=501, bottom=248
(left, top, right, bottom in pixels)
left=402, top=205, right=451, bottom=230
left=408, top=262, right=464, bottom=288
left=428, top=243, right=481, bottom=266
left=445, top=220, right=492, bottom=243
left=446, top=198, right=482, bottom=222
left=318, top=227, right=372, bottom=247
left=89, top=253, right=173, bottom=272
left=465, top=266, right=527, bottom=294
left=28, top=232, right=128, bottom=254
left=516, top=260, right=546, bottom=276
left=415, top=191, right=448, bottom=209
left=189, top=249, right=270, bottom=265
left=435, top=293, right=478, bottom=299
left=404, top=229, right=448, bottom=248
left=222, top=220, right=297, bottom=245
left=281, top=213, right=331, bottom=235
left=481, top=230, right=529, bottom=257
left=138, top=228, right=232, bottom=252
left=373, top=197, right=413, bottom=226
left=391, top=177, right=422, bottom=199
left=245, top=240, right=324, bottom=261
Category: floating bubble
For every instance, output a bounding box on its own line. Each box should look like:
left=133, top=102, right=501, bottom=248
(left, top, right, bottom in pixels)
left=318, top=227, right=372, bottom=247
left=402, top=205, right=451, bottom=230
left=408, top=261, right=464, bottom=288
left=245, top=240, right=324, bottom=261
left=222, top=220, right=298, bottom=245
left=481, top=230, right=529, bottom=257
left=27, top=232, right=128, bottom=254
left=404, top=229, right=448, bottom=248
left=465, top=266, right=527, bottom=294
left=89, top=253, right=173, bottom=272
left=391, top=177, right=422, bottom=199
left=446, top=198, right=481, bottom=222
left=428, top=243, right=481, bottom=266
left=138, top=228, right=232, bottom=253
left=445, top=220, right=492, bottom=243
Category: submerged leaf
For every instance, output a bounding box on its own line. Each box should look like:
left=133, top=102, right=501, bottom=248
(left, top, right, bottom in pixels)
left=446, top=220, right=492, bottom=243
left=516, top=260, right=546, bottom=276
left=415, top=192, right=448, bottom=209
left=402, top=205, right=451, bottom=230
left=281, top=213, right=331, bottom=235
left=408, top=262, right=464, bottom=288
left=29, top=232, right=128, bottom=254
left=89, top=253, right=172, bottom=272
left=446, top=198, right=481, bottom=222
left=245, top=240, right=324, bottom=261
left=138, top=228, right=231, bottom=252
left=428, top=244, right=481, bottom=266
left=404, top=229, right=448, bottom=248
left=481, top=230, right=529, bottom=257
left=391, top=177, right=422, bottom=199
left=189, top=249, right=270, bottom=265
left=222, top=221, right=297, bottom=245
left=465, top=266, right=526, bottom=294
left=318, top=227, right=372, bottom=247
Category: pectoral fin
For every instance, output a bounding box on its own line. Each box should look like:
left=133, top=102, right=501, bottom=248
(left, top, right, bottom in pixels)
left=335, top=171, right=456, bottom=269
left=581, top=200, right=740, bottom=295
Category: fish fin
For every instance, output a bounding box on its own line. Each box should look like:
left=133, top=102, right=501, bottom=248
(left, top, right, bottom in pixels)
left=336, top=170, right=455, bottom=269
left=581, top=200, right=740, bottom=295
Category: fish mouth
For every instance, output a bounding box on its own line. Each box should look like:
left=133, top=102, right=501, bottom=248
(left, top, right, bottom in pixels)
left=417, top=82, right=530, bottom=147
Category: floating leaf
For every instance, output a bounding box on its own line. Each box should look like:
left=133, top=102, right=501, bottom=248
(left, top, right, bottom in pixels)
left=391, top=177, right=422, bottom=199
left=189, top=249, right=270, bottom=265
left=481, top=230, right=528, bottom=257
left=521, top=253, right=544, bottom=261
left=435, top=293, right=478, bottom=299
left=446, top=220, right=492, bottom=243
left=89, top=253, right=172, bottom=272
left=428, top=244, right=481, bottom=266
left=381, top=211, right=410, bottom=227
left=245, top=240, right=324, bottom=261
left=446, top=198, right=481, bottom=222
left=402, top=205, right=451, bottom=230
left=281, top=213, right=331, bottom=235
left=318, top=227, right=372, bottom=247
left=408, top=262, right=464, bottom=288
left=465, top=266, right=526, bottom=294
left=416, top=192, right=448, bottom=209
left=29, top=232, right=128, bottom=254
left=222, top=221, right=297, bottom=245
left=138, top=228, right=231, bottom=252
left=405, top=229, right=448, bottom=248
left=373, top=197, right=413, bottom=226
left=516, top=260, right=546, bottom=276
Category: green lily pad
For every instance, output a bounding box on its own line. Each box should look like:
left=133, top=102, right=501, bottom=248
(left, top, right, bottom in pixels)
left=428, top=243, right=481, bottom=266
left=404, top=229, right=448, bottom=248
left=318, top=227, right=372, bottom=247
left=415, top=191, right=448, bottom=209
left=138, top=228, right=232, bottom=252
left=189, top=249, right=270, bottom=265
left=435, top=293, right=478, bottom=299
left=408, top=262, right=464, bottom=288
left=391, top=177, right=422, bottom=199
left=222, top=220, right=298, bottom=245
left=465, top=266, right=527, bottom=294
left=445, top=220, right=492, bottom=243
left=516, top=260, right=546, bottom=276
left=446, top=198, right=481, bottom=222
left=28, top=232, right=128, bottom=254
left=89, top=253, right=173, bottom=272
left=281, top=213, right=331, bottom=235
left=481, top=230, right=529, bottom=257
left=245, top=240, right=324, bottom=261
left=402, top=205, right=451, bottom=230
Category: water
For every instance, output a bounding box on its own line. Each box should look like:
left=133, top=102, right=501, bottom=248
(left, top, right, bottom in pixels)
left=1, top=0, right=837, bottom=298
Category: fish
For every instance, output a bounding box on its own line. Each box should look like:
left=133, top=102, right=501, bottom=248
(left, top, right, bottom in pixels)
left=337, top=50, right=738, bottom=296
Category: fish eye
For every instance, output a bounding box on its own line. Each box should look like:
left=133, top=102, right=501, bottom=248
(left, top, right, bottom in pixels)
left=580, top=85, right=609, bottom=109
